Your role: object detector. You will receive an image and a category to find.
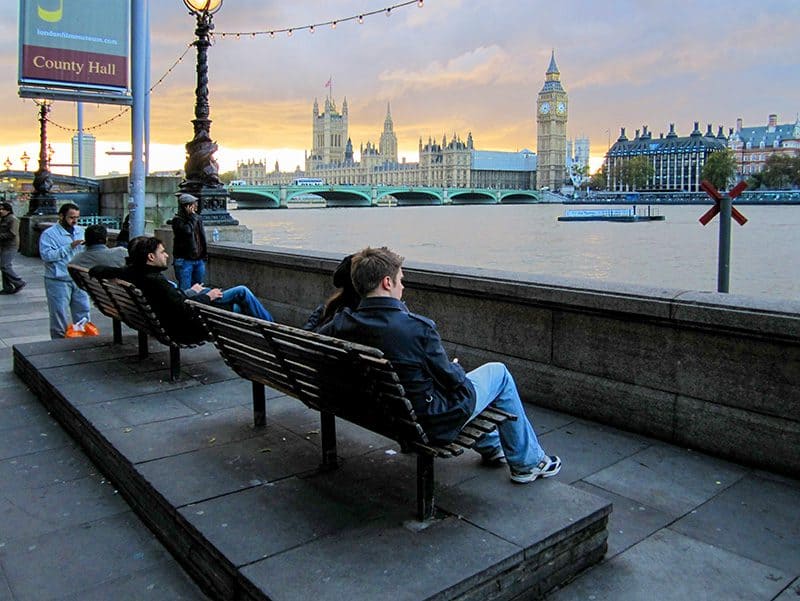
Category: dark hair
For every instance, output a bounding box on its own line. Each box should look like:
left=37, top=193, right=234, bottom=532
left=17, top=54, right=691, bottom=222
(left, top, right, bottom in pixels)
left=0, top=202, right=12, bottom=213
left=350, top=247, right=404, bottom=297
left=84, top=224, right=107, bottom=246
left=130, top=236, right=163, bottom=267
left=319, top=255, right=359, bottom=326
left=58, top=203, right=80, bottom=216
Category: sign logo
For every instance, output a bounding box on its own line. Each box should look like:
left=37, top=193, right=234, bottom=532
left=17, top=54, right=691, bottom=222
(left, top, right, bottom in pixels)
left=37, top=0, right=63, bottom=23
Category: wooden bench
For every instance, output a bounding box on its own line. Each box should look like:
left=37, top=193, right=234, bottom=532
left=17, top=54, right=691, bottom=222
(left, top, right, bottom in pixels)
left=69, top=265, right=205, bottom=381
left=188, top=300, right=517, bottom=521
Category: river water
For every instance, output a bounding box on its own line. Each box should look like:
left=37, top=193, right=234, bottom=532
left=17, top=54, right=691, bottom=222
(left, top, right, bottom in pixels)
left=232, top=204, right=800, bottom=301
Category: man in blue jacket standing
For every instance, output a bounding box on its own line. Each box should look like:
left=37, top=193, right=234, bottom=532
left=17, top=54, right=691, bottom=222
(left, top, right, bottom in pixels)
left=320, top=246, right=561, bottom=484
left=39, top=203, right=91, bottom=338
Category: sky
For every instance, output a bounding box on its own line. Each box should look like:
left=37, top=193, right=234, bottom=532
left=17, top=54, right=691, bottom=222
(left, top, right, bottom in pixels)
left=1, top=0, right=799, bottom=177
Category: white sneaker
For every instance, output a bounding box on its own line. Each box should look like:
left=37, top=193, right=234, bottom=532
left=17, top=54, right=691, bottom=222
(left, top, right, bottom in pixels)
left=510, top=455, right=562, bottom=483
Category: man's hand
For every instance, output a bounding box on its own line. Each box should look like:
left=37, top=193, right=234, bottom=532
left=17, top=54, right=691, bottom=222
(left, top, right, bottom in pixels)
left=189, top=283, right=205, bottom=293
left=71, top=239, right=84, bottom=248
left=206, top=288, right=223, bottom=301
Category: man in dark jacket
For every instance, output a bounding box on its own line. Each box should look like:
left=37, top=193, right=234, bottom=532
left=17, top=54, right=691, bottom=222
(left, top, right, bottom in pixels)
left=90, top=236, right=273, bottom=345
left=170, top=193, right=207, bottom=290
left=320, top=246, right=561, bottom=484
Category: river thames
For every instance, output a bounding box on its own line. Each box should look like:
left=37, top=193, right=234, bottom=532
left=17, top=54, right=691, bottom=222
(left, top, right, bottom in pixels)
left=232, top=204, right=799, bottom=301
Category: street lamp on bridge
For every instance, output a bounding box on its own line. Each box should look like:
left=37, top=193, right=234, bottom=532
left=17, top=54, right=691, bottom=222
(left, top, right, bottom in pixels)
left=178, top=0, right=237, bottom=225
left=3, top=157, right=11, bottom=171
left=20, top=152, right=30, bottom=172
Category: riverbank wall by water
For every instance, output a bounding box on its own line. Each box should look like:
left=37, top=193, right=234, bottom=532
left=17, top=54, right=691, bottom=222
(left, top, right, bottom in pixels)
left=207, top=243, right=800, bottom=477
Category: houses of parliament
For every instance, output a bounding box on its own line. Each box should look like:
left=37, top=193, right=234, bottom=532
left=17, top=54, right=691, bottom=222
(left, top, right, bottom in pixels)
left=236, top=53, right=576, bottom=190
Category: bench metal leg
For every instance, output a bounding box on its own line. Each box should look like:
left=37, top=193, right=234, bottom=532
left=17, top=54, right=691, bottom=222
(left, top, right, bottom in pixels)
left=138, top=331, right=149, bottom=358
left=112, top=319, right=122, bottom=344
left=252, top=382, right=266, bottom=427
left=417, top=454, right=435, bottom=521
left=169, top=346, right=181, bottom=381
left=320, top=411, right=338, bottom=469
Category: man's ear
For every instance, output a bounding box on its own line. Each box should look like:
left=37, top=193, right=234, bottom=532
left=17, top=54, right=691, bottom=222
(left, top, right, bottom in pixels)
left=380, top=275, right=392, bottom=291
left=146, top=252, right=156, bottom=264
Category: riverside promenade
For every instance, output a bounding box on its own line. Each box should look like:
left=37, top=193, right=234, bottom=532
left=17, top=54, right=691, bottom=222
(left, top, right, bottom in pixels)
left=1, top=252, right=799, bottom=600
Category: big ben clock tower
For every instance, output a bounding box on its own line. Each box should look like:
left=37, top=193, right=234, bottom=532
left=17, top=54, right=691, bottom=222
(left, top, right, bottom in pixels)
left=536, top=50, right=568, bottom=191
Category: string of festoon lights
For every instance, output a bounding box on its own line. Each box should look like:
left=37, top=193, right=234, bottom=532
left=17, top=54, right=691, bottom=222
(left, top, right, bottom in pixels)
left=43, top=43, right=194, bottom=134
left=39, top=0, right=424, bottom=133
left=217, top=0, right=424, bottom=39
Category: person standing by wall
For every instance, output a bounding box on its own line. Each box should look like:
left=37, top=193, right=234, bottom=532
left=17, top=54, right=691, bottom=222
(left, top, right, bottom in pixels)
left=170, top=193, right=207, bottom=290
left=39, top=202, right=91, bottom=338
left=0, top=202, right=26, bottom=294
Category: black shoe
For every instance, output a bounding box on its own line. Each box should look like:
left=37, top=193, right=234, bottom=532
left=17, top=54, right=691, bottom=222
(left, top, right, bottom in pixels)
left=10, top=281, right=26, bottom=294
left=0, top=289, right=12, bottom=294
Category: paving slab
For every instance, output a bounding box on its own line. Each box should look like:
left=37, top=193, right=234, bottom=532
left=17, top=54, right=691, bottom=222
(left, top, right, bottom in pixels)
left=137, top=428, right=321, bottom=507
left=165, top=377, right=280, bottom=414
left=0, top=512, right=173, bottom=601
left=79, top=389, right=198, bottom=430
left=181, top=476, right=382, bottom=567
left=242, top=512, right=522, bottom=601
left=0, top=473, right=130, bottom=543
left=57, top=561, right=209, bottom=601
left=584, top=443, right=746, bottom=516
left=0, top=399, right=51, bottom=430
left=537, top=418, right=651, bottom=484
left=572, top=481, right=673, bottom=558
left=774, top=578, right=800, bottom=601
left=0, top=420, right=73, bottom=461
left=671, top=474, right=800, bottom=574
left=0, top=444, right=97, bottom=490
left=0, top=382, right=39, bottom=406
left=546, top=528, right=791, bottom=601
left=101, top=403, right=264, bottom=463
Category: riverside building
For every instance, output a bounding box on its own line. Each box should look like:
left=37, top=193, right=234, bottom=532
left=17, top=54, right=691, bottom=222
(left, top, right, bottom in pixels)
left=728, top=114, right=800, bottom=177
left=604, top=122, right=728, bottom=192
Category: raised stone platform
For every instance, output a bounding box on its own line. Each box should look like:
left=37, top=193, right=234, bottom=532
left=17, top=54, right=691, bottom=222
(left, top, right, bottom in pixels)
left=13, top=336, right=611, bottom=601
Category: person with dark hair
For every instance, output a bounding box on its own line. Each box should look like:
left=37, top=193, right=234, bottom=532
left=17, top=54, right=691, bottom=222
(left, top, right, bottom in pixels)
left=320, top=246, right=561, bottom=484
left=39, top=203, right=91, bottom=338
left=91, top=236, right=273, bottom=344
left=303, top=254, right=360, bottom=331
left=170, top=193, right=207, bottom=290
left=69, top=224, right=128, bottom=269
left=0, top=201, right=26, bottom=294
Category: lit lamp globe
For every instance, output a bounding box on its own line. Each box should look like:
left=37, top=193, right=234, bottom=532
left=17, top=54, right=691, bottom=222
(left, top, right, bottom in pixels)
left=183, top=0, right=222, bottom=15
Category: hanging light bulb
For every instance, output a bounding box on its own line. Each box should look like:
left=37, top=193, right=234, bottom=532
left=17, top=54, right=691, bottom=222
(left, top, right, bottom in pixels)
left=309, top=25, right=315, bottom=33
left=357, top=14, right=364, bottom=24
left=386, top=7, right=392, bottom=16
left=331, top=21, right=337, bottom=29
left=417, top=0, right=424, bottom=6
left=287, top=28, right=293, bottom=36
left=269, top=31, right=274, bottom=37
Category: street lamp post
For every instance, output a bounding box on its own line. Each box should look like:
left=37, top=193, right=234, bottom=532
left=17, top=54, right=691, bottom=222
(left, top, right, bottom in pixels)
left=20, top=152, right=30, bottom=172
left=179, top=0, right=237, bottom=225
left=28, top=101, right=57, bottom=215
left=3, top=157, right=11, bottom=171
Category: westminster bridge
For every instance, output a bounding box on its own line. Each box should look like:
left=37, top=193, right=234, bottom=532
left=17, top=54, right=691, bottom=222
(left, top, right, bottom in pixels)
left=227, top=184, right=542, bottom=209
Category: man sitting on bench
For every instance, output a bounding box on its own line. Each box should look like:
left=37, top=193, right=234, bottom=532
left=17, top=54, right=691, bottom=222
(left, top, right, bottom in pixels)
left=320, top=246, right=561, bottom=484
left=90, top=236, right=273, bottom=344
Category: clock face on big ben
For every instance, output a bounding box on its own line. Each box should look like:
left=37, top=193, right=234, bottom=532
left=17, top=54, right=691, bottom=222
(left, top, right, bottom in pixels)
left=557, top=101, right=566, bottom=115
left=539, top=102, right=550, bottom=114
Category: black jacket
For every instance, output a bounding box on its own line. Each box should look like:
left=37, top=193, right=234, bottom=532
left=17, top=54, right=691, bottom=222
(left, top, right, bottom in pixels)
left=319, top=296, right=476, bottom=443
left=170, top=212, right=207, bottom=261
left=89, top=263, right=210, bottom=345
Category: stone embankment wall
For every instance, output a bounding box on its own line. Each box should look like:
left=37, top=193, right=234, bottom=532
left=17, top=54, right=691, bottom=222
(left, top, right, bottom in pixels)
left=207, top=244, right=800, bottom=477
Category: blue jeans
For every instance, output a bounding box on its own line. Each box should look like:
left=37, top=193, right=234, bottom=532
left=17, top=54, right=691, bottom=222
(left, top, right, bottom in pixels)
left=212, top=285, right=273, bottom=322
left=173, top=258, right=206, bottom=290
left=466, top=362, right=545, bottom=471
left=44, top=278, right=91, bottom=339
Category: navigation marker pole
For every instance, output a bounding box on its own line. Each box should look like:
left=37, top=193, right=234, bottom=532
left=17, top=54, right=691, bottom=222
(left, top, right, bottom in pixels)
left=699, top=180, right=747, bottom=293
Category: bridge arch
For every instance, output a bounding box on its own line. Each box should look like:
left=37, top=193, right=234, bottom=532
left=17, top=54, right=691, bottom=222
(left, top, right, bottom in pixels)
left=448, top=190, right=498, bottom=205
left=498, top=190, right=540, bottom=204
left=376, top=188, right=444, bottom=206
